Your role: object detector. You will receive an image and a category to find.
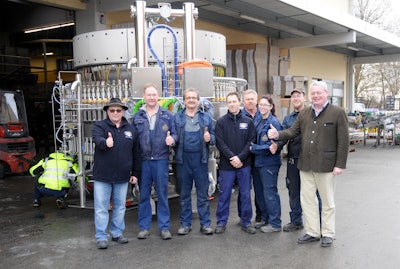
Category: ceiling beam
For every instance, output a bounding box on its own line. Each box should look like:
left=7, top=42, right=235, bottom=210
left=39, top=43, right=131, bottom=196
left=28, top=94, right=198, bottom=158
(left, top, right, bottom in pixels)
left=354, top=54, right=400, bottom=64
left=26, top=0, right=86, bottom=10
left=276, top=31, right=356, bottom=48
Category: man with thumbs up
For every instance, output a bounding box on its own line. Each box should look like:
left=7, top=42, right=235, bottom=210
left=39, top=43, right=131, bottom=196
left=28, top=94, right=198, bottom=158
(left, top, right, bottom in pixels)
left=132, top=83, right=177, bottom=240
left=174, top=88, right=215, bottom=236
left=92, top=98, right=140, bottom=249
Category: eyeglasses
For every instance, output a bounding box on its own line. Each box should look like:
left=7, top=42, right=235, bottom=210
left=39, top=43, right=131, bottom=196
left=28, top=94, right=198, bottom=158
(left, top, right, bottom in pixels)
left=258, top=103, right=271, bottom=107
left=184, top=96, right=198, bottom=100
left=109, top=109, right=123, bottom=113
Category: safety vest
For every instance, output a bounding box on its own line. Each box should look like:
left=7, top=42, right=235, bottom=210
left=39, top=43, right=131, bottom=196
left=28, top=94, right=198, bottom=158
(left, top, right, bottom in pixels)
left=32, top=152, right=78, bottom=191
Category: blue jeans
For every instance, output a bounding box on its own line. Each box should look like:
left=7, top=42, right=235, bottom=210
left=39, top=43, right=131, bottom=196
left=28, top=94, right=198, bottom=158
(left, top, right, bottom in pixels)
left=216, top=166, right=252, bottom=227
left=94, top=180, right=129, bottom=241
left=177, top=152, right=211, bottom=227
left=34, top=184, right=67, bottom=200
left=138, top=159, right=170, bottom=231
left=286, top=158, right=302, bottom=225
left=255, top=165, right=282, bottom=228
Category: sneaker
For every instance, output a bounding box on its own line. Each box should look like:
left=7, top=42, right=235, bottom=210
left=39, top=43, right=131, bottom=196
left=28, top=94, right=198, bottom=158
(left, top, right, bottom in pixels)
left=111, top=235, right=128, bottom=244
left=200, top=226, right=213, bottom=235
left=160, top=230, right=172, bottom=240
left=33, top=199, right=41, bottom=207
left=214, top=225, right=226, bottom=234
left=56, top=198, right=67, bottom=209
left=96, top=240, right=108, bottom=249
left=177, top=226, right=192, bottom=235
left=241, top=225, right=256, bottom=234
left=254, top=221, right=267, bottom=229
left=138, top=230, right=150, bottom=239
left=260, top=224, right=281, bottom=233
left=283, top=222, right=304, bottom=232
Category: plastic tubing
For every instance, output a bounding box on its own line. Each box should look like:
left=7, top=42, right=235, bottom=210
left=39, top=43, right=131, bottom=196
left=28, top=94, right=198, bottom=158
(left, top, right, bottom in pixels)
left=147, top=24, right=179, bottom=96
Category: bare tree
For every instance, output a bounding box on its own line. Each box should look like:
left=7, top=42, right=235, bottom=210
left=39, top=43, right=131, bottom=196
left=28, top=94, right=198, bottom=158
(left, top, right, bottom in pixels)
left=353, top=0, right=399, bottom=109
left=354, top=0, right=390, bottom=26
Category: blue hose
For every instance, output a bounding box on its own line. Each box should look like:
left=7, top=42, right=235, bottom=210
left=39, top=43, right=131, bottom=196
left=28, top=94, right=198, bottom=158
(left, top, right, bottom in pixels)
left=147, top=24, right=179, bottom=97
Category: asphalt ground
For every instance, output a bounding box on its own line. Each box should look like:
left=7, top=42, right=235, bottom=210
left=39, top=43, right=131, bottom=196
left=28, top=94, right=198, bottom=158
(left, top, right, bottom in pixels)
left=0, top=140, right=399, bottom=269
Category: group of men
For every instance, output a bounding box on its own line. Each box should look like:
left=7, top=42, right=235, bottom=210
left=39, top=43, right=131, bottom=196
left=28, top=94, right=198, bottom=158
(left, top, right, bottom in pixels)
left=31, top=80, right=348, bottom=250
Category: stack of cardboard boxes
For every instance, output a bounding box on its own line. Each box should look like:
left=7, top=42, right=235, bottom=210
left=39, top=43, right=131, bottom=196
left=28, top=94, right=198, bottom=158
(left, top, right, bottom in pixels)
left=271, top=75, right=307, bottom=121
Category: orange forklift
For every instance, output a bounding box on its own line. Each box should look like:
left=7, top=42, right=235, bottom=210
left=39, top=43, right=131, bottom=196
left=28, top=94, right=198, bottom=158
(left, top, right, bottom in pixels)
left=0, top=89, right=35, bottom=178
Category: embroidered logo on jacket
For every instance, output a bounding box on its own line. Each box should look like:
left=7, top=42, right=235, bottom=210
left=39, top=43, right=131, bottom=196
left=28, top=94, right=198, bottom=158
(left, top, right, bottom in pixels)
left=239, top=123, right=248, bottom=130
left=124, top=131, right=133, bottom=139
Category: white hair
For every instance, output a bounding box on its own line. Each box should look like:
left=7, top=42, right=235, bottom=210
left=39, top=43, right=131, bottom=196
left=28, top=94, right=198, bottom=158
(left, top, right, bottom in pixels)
left=310, top=80, right=328, bottom=91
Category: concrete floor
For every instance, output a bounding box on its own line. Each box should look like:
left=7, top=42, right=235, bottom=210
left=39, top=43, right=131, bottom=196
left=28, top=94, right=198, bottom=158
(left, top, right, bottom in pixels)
left=0, top=141, right=399, bottom=269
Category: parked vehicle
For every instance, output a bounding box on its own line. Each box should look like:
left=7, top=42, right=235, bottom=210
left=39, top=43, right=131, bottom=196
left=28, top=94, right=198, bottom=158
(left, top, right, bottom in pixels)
left=0, top=89, right=36, bottom=178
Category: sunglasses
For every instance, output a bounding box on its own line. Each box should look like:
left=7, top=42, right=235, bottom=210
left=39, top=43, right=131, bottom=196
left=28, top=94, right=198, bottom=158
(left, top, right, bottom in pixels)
left=109, top=109, right=123, bottom=113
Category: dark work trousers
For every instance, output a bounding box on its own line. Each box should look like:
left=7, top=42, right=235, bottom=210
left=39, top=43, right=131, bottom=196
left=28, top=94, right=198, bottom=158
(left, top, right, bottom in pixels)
left=286, top=157, right=303, bottom=225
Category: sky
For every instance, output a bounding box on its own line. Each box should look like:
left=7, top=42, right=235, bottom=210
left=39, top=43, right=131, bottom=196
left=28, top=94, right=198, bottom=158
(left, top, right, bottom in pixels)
left=389, top=0, right=400, bottom=15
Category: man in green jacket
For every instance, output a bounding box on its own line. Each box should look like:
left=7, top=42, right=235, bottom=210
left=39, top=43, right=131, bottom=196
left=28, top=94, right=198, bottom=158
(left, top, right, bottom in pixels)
left=268, top=80, right=349, bottom=247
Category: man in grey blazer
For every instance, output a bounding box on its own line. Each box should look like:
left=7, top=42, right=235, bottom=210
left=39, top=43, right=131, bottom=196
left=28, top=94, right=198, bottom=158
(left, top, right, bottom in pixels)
left=268, top=80, right=349, bottom=247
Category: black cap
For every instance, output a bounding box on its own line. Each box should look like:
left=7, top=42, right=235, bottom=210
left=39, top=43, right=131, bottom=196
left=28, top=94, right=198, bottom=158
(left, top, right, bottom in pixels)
left=103, top=98, right=128, bottom=111
left=290, top=89, right=304, bottom=95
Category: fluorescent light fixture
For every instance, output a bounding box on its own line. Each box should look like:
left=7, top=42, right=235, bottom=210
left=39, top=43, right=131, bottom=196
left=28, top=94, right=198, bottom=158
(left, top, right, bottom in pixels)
left=24, top=22, right=75, bottom=34
left=239, top=14, right=265, bottom=24
left=41, top=52, right=54, bottom=56
left=346, top=45, right=359, bottom=51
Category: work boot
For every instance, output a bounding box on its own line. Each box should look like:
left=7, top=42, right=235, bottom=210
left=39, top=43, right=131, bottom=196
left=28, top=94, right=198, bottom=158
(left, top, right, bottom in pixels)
left=33, top=199, right=41, bottom=207
left=56, top=198, right=67, bottom=209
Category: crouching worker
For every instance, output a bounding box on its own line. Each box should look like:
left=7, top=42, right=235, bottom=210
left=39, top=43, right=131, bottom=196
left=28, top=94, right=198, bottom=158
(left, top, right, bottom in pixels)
left=29, top=152, right=79, bottom=209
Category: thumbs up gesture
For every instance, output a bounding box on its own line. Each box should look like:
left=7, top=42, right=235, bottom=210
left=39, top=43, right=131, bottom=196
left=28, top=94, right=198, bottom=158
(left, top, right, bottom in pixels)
left=269, top=140, right=278, bottom=154
left=267, top=124, right=279, bottom=139
left=165, top=130, right=175, bottom=146
left=203, top=126, right=211, bottom=142
left=106, top=132, right=114, bottom=148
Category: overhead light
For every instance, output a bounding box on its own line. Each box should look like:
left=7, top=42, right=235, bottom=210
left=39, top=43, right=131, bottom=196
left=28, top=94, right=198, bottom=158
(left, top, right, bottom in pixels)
left=347, top=46, right=359, bottom=51
left=24, top=22, right=75, bottom=34
left=41, top=52, right=54, bottom=56
left=239, top=14, right=265, bottom=24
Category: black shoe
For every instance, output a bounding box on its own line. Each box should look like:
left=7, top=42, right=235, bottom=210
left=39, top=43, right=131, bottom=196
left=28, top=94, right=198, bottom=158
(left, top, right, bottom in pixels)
left=33, top=199, right=41, bottom=207
left=297, top=234, right=320, bottom=244
left=321, top=236, right=333, bottom=247
left=255, top=215, right=262, bottom=223
left=56, top=198, right=67, bottom=209
left=283, top=223, right=304, bottom=232
left=96, top=240, right=108, bottom=249
left=241, top=225, right=256, bottom=234
left=112, top=236, right=128, bottom=244
left=200, top=226, right=213, bottom=235
left=214, top=225, right=226, bottom=234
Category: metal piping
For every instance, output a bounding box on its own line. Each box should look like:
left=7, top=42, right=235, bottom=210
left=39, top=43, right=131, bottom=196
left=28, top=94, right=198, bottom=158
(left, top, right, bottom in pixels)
left=183, top=2, right=196, bottom=61
left=71, top=73, right=86, bottom=208
left=132, top=1, right=148, bottom=67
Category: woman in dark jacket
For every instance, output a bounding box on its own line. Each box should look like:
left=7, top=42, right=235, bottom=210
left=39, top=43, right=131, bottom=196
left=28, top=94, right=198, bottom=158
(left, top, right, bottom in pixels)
left=250, top=96, right=283, bottom=233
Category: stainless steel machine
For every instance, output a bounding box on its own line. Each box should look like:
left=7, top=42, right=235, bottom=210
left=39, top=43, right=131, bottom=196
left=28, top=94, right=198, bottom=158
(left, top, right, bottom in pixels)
left=52, top=1, right=247, bottom=208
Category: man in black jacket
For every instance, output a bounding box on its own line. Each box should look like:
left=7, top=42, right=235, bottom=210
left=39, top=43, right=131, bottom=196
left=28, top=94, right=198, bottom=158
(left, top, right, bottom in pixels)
left=214, top=92, right=256, bottom=234
left=92, top=98, right=140, bottom=249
